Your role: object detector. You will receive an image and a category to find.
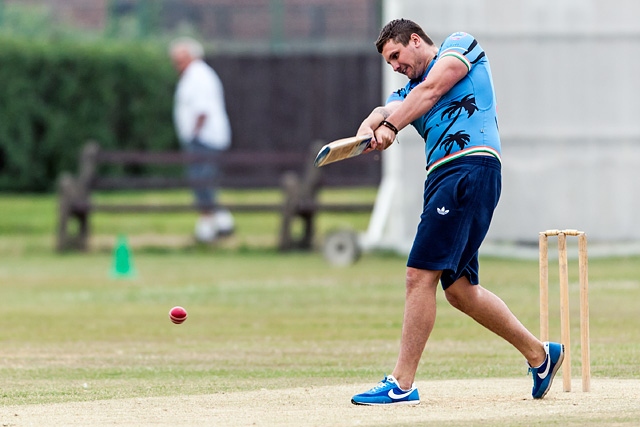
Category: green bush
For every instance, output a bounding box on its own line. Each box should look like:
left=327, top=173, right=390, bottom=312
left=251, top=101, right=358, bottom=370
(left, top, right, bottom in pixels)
left=0, top=37, right=178, bottom=192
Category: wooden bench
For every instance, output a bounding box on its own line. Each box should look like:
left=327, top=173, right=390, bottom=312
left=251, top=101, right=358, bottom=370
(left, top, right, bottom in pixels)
left=56, top=140, right=375, bottom=252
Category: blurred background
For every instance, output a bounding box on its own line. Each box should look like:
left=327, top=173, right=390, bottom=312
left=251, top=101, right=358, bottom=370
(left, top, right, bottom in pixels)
left=0, top=0, right=383, bottom=194
left=0, top=0, right=381, bottom=51
left=1, top=0, right=640, bottom=256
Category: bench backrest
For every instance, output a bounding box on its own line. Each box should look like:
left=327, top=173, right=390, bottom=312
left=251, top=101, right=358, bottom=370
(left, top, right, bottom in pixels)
left=79, top=141, right=378, bottom=191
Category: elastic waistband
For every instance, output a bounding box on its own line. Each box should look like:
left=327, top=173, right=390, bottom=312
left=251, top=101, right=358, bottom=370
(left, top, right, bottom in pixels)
left=427, top=146, right=501, bottom=176
left=427, top=152, right=501, bottom=180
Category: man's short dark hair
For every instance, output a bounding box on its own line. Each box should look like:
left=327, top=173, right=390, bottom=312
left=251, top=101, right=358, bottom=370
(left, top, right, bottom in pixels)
left=375, top=19, right=434, bottom=53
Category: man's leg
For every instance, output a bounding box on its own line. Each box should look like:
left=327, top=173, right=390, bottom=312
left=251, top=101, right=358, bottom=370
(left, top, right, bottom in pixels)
left=391, top=267, right=441, bottom=390
left=350, top=266, right=439, bottom=405
left=444, top=276, right=546, bottom=367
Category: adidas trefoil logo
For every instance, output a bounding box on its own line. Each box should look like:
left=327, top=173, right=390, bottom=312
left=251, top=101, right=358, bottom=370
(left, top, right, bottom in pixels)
left=437, top=206, right=450, bottom=216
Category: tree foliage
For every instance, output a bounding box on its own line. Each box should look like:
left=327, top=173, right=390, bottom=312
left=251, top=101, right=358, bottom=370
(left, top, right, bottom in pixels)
left=0, top=37, right=177, bottom=191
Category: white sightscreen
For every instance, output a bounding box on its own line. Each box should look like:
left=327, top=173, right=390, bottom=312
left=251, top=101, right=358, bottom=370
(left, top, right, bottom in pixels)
left=363, top=0, right=640, bottom=255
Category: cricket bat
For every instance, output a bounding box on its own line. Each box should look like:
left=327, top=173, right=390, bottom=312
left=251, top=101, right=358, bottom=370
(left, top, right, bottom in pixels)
left=313, top=134, right=373, bottom=167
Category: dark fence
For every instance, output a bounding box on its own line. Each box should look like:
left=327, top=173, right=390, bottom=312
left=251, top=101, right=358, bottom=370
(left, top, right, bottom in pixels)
left=208, top=52, right=383, bottom=187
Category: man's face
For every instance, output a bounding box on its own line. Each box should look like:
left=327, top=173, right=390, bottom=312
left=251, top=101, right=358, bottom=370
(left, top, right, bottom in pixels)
left=171, top=47, right=192, bottom=74
left=381, top=34, right=424, bottom=80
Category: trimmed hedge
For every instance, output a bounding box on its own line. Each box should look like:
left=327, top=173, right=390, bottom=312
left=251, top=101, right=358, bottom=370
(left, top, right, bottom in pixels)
left=0, top=38, right=177, bottom=192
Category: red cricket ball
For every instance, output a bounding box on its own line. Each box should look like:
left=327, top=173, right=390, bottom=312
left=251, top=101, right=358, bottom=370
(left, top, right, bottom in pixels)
left=169, top=306, right=188, bottom=324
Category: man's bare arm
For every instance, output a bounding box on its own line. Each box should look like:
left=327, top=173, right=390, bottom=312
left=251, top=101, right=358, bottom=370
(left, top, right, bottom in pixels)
left=358, top=103, right=401, bottom=135
left=193, top=113, right=207, bottom=140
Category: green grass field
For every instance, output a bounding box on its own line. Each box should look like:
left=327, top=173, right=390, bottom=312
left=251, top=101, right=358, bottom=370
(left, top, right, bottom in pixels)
left=1, top=190, right=639, bottom=422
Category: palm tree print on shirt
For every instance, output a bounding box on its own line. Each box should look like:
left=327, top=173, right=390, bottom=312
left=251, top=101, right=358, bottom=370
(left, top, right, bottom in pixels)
left=426, top=94, right=478, bottom=164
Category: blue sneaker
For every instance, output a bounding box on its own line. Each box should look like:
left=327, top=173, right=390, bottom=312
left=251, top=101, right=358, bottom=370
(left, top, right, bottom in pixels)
left=351, top=375, right=420, bottom=405
left=529, top=342, right=564, bottom=399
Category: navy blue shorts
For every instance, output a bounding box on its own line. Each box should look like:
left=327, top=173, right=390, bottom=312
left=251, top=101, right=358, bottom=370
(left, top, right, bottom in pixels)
left=407, top=155, right=502, bottom=289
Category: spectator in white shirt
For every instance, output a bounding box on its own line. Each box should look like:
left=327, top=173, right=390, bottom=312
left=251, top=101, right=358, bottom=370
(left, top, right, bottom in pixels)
left=169, top=37, right=234, bottom=242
